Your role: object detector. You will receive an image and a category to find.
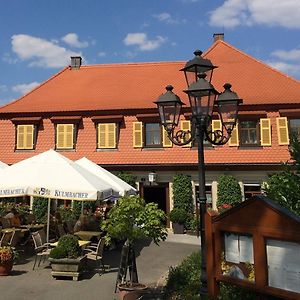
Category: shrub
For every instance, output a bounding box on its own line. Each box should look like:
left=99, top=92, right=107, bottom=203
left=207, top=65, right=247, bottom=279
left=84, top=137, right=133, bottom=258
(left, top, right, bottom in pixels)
left=165, top=251, right=201, bottom=299
left=172, top=174, right=194, bottom=214
left=169, top=208, right=188, bottom=225
left=117, top=171, right=137, bottom=188
left=217, top=174, right=242, bottom=209
left=32, top=198, right=48, bottom=223
left=50, top=234, right=80, bottom=259
left=218, top=282, right=258, bottom=300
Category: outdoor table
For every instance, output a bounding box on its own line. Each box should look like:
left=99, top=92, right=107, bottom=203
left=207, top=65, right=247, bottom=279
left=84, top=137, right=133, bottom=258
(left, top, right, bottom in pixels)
left=50, top=240, right=91, bottom=249
left=20, top=224, right=45, bottom=231
left=73, top=231, right=102, bottom=241
left=1, top=227, right=29, bottom=234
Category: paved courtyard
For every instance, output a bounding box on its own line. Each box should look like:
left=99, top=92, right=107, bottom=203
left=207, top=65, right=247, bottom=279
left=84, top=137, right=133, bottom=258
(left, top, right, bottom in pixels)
left=0, top=234, right=199, bottom=300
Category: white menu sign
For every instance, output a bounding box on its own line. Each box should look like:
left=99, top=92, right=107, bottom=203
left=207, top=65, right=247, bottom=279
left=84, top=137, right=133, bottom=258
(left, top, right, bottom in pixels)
left=266, top=239, right=300, bottom=294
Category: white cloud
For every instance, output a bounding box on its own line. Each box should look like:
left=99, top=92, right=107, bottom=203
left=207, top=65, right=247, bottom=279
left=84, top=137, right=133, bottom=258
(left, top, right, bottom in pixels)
left=268, top=61, right=300, bottom=76
left=153, top=13, right=185, bottom=24
left=271, top=49, right=300, bottom=61
left=12, top=82, right=40, bottom=95
left=0, top=84, right=8, bottom=92
left=209, top=0, right=300, bottom=29
left=97, top=52, right=106, bottom=57
left=123, top=33, right=166, bottom=51
left=268, top=48, right=300, bottom=77
left=11, top=34, right=81, bottom=68
left=61, top=33, right=89, bottom=48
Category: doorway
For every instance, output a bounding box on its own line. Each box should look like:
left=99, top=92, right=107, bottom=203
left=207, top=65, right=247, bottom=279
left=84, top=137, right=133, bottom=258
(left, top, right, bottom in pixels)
left=140, top=183, right=169, bottom=226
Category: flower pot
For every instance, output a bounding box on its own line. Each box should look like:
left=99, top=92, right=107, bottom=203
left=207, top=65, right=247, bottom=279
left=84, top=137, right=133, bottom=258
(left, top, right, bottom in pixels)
left=49, top=256, right=86, bottom=281
left=172, top=222, right=184, bottom=234
left=118, top=283, right=147, bottom=300
left=0, top=260, right=13, bottom=276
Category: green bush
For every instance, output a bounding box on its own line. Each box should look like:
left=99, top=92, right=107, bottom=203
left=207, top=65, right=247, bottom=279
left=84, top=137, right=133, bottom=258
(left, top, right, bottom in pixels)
left=165, top=251, right=201, bottom=299
left=169, top=208, right=188, bottom=224
left=218, top=282, right=257, bottom=300
left=217, top=174, right=242, bottom=209
left=50, top=234, right=80, bottom=259
left=58, top=206, right=77, bottom=223
left=49, top=246, right=68, bottom=259
left=32, top=198, right=48, bottom=223
left=117, top=171, right=137, bottom=188
left=173, top=174, right=193, bottom=214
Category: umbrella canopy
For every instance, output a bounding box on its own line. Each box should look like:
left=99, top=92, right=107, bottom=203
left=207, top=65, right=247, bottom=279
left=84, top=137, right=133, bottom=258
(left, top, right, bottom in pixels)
left=0, top=149, right=114, bottom=200
left=0, top=161, right=8, bottom=169
left=0, top=150, right=116, bottom=243
left=75, top=157, right=136, bottom=197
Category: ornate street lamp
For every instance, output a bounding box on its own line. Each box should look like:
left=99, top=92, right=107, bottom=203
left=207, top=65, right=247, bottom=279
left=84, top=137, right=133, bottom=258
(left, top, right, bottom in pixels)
left=155, top=51, right=242, bottom=297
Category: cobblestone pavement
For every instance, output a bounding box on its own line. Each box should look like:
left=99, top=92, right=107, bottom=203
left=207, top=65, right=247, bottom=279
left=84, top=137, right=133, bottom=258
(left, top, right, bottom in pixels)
left=0, top=234, right=199, bottom=300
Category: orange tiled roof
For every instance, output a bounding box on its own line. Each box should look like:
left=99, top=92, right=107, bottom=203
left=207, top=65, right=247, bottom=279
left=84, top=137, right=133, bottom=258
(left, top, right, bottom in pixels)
left=1, top=40, right=300, bottom=114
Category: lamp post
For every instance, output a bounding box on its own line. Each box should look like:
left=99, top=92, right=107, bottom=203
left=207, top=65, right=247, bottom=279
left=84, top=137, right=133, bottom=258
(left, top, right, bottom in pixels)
left=154, top=50, right=242, bottom=297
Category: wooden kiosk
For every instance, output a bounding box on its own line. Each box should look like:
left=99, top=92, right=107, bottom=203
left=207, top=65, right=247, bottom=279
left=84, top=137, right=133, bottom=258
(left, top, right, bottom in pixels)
left=206, top=195, right=300, bottom=300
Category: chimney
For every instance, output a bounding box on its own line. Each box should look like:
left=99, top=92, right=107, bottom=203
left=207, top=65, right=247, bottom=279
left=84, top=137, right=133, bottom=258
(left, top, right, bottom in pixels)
left=213, top=33, right=224, bottom=42
left=70, top=56, right=82, bottom=69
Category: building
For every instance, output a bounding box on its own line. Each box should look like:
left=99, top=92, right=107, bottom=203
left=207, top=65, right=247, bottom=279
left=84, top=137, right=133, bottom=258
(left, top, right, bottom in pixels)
left=0, top=34, right=300, bottom=216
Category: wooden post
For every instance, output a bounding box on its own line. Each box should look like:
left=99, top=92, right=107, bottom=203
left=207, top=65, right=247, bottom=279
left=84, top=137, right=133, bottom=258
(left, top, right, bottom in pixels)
left=206, top=211, right=219, bottom=297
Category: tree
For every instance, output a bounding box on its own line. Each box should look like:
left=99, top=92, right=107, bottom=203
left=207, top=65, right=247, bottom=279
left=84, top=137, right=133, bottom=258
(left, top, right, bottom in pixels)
left=217, top=174, right=242, bottom=209
left=101, top=195, right=167, bottom=285
left=263, top=134, right=300, bottom=216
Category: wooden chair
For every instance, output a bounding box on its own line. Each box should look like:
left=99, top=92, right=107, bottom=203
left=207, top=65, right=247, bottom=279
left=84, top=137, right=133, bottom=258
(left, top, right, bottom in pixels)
left=83, top=238, right=106, bottom=275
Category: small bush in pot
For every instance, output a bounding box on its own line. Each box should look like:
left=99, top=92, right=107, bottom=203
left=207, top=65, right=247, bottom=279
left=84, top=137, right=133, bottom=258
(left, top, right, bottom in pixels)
left=169, top=208, right=188, bottom=234
left=169, top=208, right=188, bottom=224
left=49, top=234, right=80, bottom=259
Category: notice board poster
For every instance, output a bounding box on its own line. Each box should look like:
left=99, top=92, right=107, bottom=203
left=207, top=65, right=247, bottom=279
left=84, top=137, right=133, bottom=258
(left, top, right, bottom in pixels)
left=223, top=232, right=255, bottom=281
left=224, top=233, right=254, bottom=264
left=266, top=239, right=300, bottom=294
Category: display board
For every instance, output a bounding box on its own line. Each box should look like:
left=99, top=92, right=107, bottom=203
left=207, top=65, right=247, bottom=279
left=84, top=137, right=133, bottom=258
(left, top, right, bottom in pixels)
left=266, top=239, right=300, bottom=294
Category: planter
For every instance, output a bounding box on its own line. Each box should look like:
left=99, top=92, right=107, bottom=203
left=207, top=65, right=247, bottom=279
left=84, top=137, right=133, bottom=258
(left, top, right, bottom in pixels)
left=0, top=260, right=13, bottom=276
left=172, top=222, right=184, bottom=234
left=118, top=283, right=147, bottom=300
left=49, top=256, right=86, bottom=281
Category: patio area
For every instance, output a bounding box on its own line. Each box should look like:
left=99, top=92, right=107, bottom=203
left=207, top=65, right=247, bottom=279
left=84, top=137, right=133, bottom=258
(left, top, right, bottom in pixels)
left=0, top=234, right=199, bottom=300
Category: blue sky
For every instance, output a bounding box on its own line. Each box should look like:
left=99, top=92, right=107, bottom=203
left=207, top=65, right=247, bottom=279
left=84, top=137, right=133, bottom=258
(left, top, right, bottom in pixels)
left=1, top=0, right=300, bottom=105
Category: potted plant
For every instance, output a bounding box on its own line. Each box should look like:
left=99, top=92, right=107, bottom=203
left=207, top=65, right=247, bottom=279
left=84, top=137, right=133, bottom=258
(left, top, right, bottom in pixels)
left=0, top=246, right=18, bottom=276
left=49, top=234, right=85, bottom=281
left=169, top=208, right=188, bottom=234
left=102, top=195, right=167, bottom=300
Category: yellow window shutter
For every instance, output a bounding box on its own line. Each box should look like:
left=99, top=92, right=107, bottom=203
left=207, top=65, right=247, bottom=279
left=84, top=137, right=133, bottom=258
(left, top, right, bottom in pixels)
left=98, top=124, right=107, bottom=148
left=212, top=120, right=222, bottom=145
left=260, top=118, right=271, bottom=146
left=56, top=124, right=65, bottom=149
left=56, top=124, right=74, bottom=149
left=162, top=127, right=172, bottom=148
left=17, top=125, right=25, bottom=149
left=25, top=125, right=34, bottom=149
left=180, top=120, right=192, bottom=147
left=276, top=117, right=289, bottom=145
left=65, top=124, right=74, bottom=149
left=229, top=123, right=239, bottom=146
left=133, top=122, right=143, bottom=148
left=107, top=123, right=116, bottom=148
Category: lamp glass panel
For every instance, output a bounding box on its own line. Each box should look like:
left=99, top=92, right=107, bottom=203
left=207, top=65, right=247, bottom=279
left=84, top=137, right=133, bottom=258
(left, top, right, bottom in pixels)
left=218, top=100, right=238, bottom=132
left=158, top=102, right=181, bottom=127
left=189, top=93, right=215, bottom=118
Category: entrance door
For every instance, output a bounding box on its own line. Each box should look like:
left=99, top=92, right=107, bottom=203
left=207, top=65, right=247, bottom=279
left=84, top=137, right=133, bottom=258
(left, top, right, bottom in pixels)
left=140, top=183, right=169, bottom=226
